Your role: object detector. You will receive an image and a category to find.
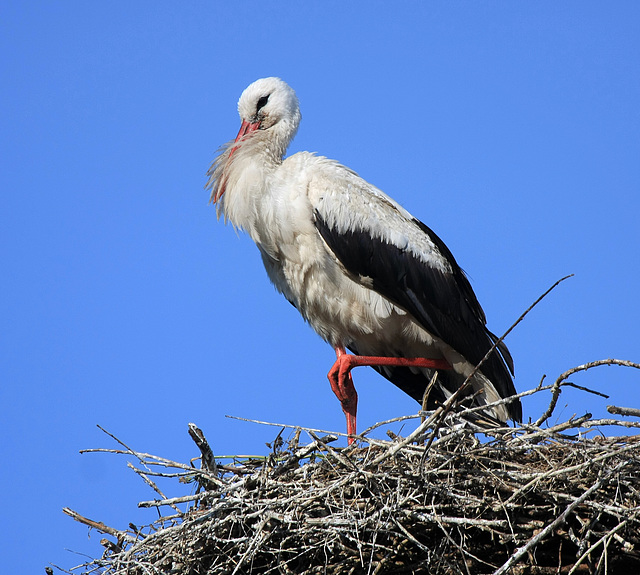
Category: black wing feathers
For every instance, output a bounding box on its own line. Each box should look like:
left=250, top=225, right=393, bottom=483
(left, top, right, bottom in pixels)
left=315, top=211, right=519, bottom=420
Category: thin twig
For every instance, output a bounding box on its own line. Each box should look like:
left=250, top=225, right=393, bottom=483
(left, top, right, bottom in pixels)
left=427, top=275, right=574, bottom=447
left=62, top=508, right=136, bottom=544
left=536, top=359, right=640, bottom=427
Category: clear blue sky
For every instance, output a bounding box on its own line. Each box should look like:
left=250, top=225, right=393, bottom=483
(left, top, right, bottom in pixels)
left=2, top=2, right=639, bottom=572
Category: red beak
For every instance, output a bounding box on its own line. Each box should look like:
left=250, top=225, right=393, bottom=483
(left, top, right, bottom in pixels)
left=233, top=119, right=261, bottom=146
left=212, top=119, right=261, bottom=204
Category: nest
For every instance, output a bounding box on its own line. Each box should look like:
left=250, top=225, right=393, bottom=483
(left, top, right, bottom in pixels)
left=59, top=359, right=640, bottom=575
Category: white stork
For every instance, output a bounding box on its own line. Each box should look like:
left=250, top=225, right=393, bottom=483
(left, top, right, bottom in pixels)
left=207, top=77, right=521, bottom=443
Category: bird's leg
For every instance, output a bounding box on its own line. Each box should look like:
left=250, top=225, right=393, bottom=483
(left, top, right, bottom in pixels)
left=328, top=350, right=452, bottom=445
left=327, top=347, right=359, bottom=444
left=338, top=354, right=452, bottom=372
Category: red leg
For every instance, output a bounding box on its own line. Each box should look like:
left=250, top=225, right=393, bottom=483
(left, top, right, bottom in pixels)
left=327, top=348, right=359, bottom=445
left=327, top=349, right=451, bottom=445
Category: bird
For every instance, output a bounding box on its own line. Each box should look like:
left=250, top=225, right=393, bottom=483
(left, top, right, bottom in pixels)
left=206, top=77, right=521, bottom=444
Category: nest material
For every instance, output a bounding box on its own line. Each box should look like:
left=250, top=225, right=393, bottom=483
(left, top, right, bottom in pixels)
left=61, top=360, right=640, bottom=575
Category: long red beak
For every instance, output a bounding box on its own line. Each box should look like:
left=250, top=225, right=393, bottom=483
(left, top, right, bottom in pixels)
left=233, top=119, right=261, bottom=147
left=213, top=119, right=261, bottom=204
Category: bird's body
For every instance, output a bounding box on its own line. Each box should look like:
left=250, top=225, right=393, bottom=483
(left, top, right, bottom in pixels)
left=208, top=78, right=521, bottom=440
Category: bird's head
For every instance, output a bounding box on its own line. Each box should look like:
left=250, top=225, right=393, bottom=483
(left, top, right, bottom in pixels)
left=208, top=77, right=301, bottom=205
left=237, top=77, right=300, bottom=133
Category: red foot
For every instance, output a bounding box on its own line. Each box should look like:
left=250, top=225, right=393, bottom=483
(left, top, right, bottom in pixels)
left=327, top=348, right=451, bottom=445
left=327, top=348, right=359, bottom=445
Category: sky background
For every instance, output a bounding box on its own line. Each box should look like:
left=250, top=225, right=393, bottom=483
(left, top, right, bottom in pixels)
left=2, top=2, right=639, bottom=572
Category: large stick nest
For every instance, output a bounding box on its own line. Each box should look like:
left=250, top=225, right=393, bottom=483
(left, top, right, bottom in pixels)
left=60, top=360, right=640, bottom=575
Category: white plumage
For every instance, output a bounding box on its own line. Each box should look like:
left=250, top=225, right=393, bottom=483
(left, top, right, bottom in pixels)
left=207, top=77, right=521, bottom=443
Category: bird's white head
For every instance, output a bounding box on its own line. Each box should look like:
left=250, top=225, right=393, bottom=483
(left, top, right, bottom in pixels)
left=237, top=77, right=300, bottom=134
left=207, top=77, right=301, bottom=206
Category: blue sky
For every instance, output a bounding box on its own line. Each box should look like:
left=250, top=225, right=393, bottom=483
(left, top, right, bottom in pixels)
left=2, top=2, right=639, bottom=572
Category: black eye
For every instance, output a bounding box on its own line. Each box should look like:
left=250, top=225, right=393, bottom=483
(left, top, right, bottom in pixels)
left=256, top=95, right=270, bottom=112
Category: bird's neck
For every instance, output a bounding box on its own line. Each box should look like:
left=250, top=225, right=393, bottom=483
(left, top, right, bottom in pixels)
left=218, top=141, right=283, bottom=233
left=209, top=120, right=298, bottom=235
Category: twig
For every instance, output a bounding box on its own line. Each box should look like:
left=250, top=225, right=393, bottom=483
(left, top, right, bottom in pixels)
left=226, top=415, right=350, bottom=441
left=138, top=491, right=210, bottom=509
left=426, top=275, right=574, bottom=447
left=188, top=422, right=217, bottom=474
left=608, top=405, right=640, bottom=418
left=536, top=359, right=640, bottom=427
left=62, top=508, right=136, bottom=544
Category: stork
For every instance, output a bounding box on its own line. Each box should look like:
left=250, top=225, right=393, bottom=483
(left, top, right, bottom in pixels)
left=207, top=77, right=521, bottom=443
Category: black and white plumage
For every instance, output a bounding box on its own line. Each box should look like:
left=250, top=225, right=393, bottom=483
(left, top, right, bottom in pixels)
left=207, top=77, right=521, bottom=442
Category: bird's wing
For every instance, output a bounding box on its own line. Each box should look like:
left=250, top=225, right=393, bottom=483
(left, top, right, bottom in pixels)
left=308, top=163, right=516, bottom=409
